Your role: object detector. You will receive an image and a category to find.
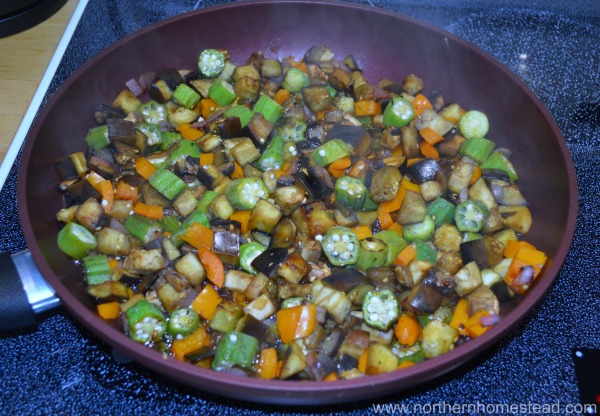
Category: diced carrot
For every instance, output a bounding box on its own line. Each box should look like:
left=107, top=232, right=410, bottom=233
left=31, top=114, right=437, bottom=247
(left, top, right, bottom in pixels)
left=419, top=127, right=445, bottom=145
left=354, top=99, right=382, bottom=116
left=191, top=285, right=222, bottom=320
left=470, top=165, right=482, bottom=185
left=231, top=162, right=244, bottom=179
left=328, top=156, right=352, bottom=171
left=115, top=181, right=138, bottom=203
left=323, top=372, right=338, bottom=381
left=379, top=185, right=407, bottom=213
left=97, top=301, right=120, bottom=320
left=347, top=159, right=368, bottom=178
left=199, top=98, right=218, bottom=119
left=276, top=304, right=316, bottom=344
left=449, top=298, right=469, bottom=336
left=377, top=205, right=394, bottom=230
left=504, top=245, right=547, bottom=294
left=398, top=361, right=416, bottom=369
left=97, top=179, right=114, bottom=213
left=394, top=315, right=421, bottom=346
left=388, top=222, right=403, bottom=238
left=108, top=259, right=119, bottom=270
left=412, top=93, right=433, bottom=117
left=419, top=140, right=440, bottom=159
left=328, top=166, right=347, bottom=179
left=351, top=225, right=373, bottom=240
left=394, top=244, right=417, bottom=266
left=171, top=326, right=211, bottom=361
left=358, top=349, right=368, bottom=373
left=256, top=348, right=279, bottom=380
left=198, top=247, right=225, bottom=289
left=274, top=89, right=292, bottom=105
left=229, top=210, right=251, bottom=234
left=133, top=202, right=164, bottom=220
left=135, top=157, right=157, bottom=180
left=178, top=122, right=204, bottom=141
left=503, top=240, right=536, bottom=259
left=181, top=222, right=214, bottom=251
left=86, top=171, right=105, bottom=189
left=289, top=59, right=308, bottom=73
left=465, top=310, right=492, bottom=338
left=199, top=153, right=214, bottom=166
left=401, top=177, right=421, bottom=194
left=406, top=158, right=423, bottom=166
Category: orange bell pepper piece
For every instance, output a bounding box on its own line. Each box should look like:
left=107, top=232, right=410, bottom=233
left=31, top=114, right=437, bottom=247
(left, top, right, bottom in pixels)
left=394, top=244, right=417, bottom=266
left=178, top=122, right=204, bottom=141
left=394, top=315, right=421, bottom=346
left=256, top=347, right=279, bottom=380
left=198, top=247, right=225, bottom=289
left=97, top=301, right=120, bottom=320
left=133, top=202, right=164, bottom=220
left=449, top=299, right=469, bottom=336
left=172, top=326, right=211, bottom=361
left=504, top=245, right=547, bottom=294
left=199, top=98, right=218, bottom=119
left=412, top=93, right=433, bottom=117
left=358, top=349, right=368, bottom=373
left=115, top=181, right=138, bottom=203
left=377, top=205, right=394, bottom=230
left=401, top=177, right=421, bottom=193
left=231, top=162, right=244, bottom=179
left=199, top=153, right=214, bottom=166
left=419, top=140, right=440, bottom=159
left=419, top=127, right=445, bottom=145
left=351, top=225, right=373, bottom=240
left=229, top=210, right=251, bottom=234
left=354, top=99, right=382, bottom=116
left=181, top=222, right=213, bottom=251
left=135, top=157, right=157, bottom=180
left=276, top=304, right=316, bottom=344
left=274, top=89, right=292, bottom=105
left=191, top=285, right=222, bottom=320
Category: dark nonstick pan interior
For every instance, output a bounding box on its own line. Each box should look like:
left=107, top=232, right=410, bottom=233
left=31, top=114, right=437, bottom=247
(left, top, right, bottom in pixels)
left=17, top=0, right=577, bottom=405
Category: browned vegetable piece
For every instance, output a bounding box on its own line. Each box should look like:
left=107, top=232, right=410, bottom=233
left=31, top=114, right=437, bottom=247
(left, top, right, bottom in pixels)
left=401, top=125, right=420, bottom=158
left=369, top=166, right=402, bottom=203
left=438, top=133, right=466, bottom=158
left=404, top=282, right=444, bottom=314
left=467, top=286, right=500, bottom=317
left=329, top=67, right=353, bottom=91
left=277, top=252, right=311, bottom=283
left=340, top=329, right=370, bottom=359
left=87, top=281, right=131, bottom=300
left=270, top=218, right=297, bottom=249
left=436, top=250, right=463, bottom=275
left=245, top=112, right=274, bottom=147
left=499, top=205, right=533, bottom=234
left=289, top=201, right=336, bottom=238
left=75, top=198, right=107, bottom=231
left=397, top=190, right=426, bottom=225
left=234, top=77, right=260, bottom=101
left=302, top=86, right=333, bottom=113
left=402, top=74, right=424, bottom=95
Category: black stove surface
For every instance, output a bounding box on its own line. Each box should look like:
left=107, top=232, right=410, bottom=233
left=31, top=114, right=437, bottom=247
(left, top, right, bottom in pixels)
left=1, top=1, right=599, bottom=414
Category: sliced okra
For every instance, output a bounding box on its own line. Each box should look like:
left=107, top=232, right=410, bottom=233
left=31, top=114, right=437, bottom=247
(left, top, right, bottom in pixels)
left=126, top=300, right=167, bottom=344
left=362, top=289, right=399, bottom=331
left=320, top=226, right=360, bottom=266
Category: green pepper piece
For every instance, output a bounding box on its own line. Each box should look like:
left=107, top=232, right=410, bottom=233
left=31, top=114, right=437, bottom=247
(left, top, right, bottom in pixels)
left=414, top=240, right=438, bottom=263
left=159, top=215, right=181, bottom=235
left=311, top=139, right=352, bottom=167
left=126, top=300, right=167, bottom=344
left=335, top=175, right=367, bottom=210
left=458, top=110, right=489, bottom=139
left=224, top=105, right=253, bottom=128
left=362, top=194, right=379, bottom=211
left=211, top=331, right=259, bottom=370
left=124, top=214, right=163, bottom=244
left=355, top=237, right=388, bottom=270
left=403, top=215, right=435, bottom=242
left=253, top=94, right=284, bottom=124
left=168, top=307, right=200, bottom=338
left=282, top=67, right=309, bottom=93
left=239, top=242, right=267, bottom=275
left=255, top=135, right=284, bottom=171
left=149, top=167, right=187, bottom=200
left=391, top=341, right=425, bottom=364
left=172, top=83, right=201, bottom=109
left=138, top=100, right=168, bottom=124
left=208, top=79, right=236, bottom=107
left=198, top=49, right=226, bottom=78
left=454, top=199, right=489, bottom=232
left=372, top=230, right=408, bottom=266
left=462, top=231, right=482, bottom=242
left=57, top=222, right=97, bottom=260
left=168, top=140, right=201, bottom=165
left=197, top=190, right=220, bottom=212
left=362, top=289, right=399, bottom=331
left=383, top=97, right=414, bottom=127
left=480, top=150, right=519, bottom=182
left=459, top=136, right=495, bottom=164
left=82, top=254, right=111, bottom=285
left=84, top=125, right=109, bottom=150
left=320, top=226, right=360, bottom=266
left=426, top=197, right=456, bottom=227
left=160, top=131, right=182, bottom=151
left=224, top=178, right=270, bottom=210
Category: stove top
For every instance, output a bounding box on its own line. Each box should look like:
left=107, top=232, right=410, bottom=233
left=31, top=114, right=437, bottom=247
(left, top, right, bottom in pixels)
left=1, top=0, right=599, bottom=414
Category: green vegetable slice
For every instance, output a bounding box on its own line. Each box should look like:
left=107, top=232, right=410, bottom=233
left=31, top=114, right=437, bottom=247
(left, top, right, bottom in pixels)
left=225, top=178, right=270, bottom=210
left=458, top=110, right=489, bottom=139
left=138, top=100, right=167, bottom=124
left=240, top=242, right=267, bottom=275
left=168, top=308, right=200, bottom=338
left=454, top=199, right=489, bottom=232
left=125, top=300, right=166, bottom=344
left=335, top=175, right=368, bottom=210
left=320, top=226, right=359, bottom=266
left=198, top=49, right=226, bottom=78
left=57, top=222, right=97, bottom=260
left=362, top=289, right=399, bottom=331
left=383, top=97, right=414, bottom=127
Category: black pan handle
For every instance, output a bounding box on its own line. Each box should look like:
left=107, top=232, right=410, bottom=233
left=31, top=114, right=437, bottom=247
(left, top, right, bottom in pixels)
left=0, top=251, right=60, bottom=330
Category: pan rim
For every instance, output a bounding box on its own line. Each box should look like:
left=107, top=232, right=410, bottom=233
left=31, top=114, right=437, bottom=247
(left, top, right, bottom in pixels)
left=17, top=0, right=578, bottom=405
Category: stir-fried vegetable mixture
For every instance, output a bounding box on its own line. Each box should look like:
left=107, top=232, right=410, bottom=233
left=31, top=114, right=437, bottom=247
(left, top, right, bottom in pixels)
left=54, top=45, right=547, bottom=380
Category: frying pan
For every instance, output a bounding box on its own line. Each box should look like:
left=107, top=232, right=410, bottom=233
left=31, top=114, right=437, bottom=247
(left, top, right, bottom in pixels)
left=3, top=0, right=577, bottom=405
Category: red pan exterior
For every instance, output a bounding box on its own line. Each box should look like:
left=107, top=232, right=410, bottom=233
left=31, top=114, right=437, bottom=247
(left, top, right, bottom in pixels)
left=17, top=0, right=577, bottom=405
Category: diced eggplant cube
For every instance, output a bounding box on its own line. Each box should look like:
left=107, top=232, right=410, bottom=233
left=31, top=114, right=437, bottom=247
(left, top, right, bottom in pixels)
left=174, top=252, right=206, bottom=286
left=454, top=261, right=483, bottom=296
left=404, top=282, right=444, bottom=314
left=75, top=198, right=107, bottom=231
left=276, top=252, right=311, bottom=284
left=212, top=228, right=240, bottom=266
left=248, top=199, right=282, bottom=235
left=244, top=294, right=277, bottom=321
left=467, top=286, right=500, bottom=316
left=460, top=237, right=504, bottom=269
left=224, top=270, right=253, bottom=292
left=112, top=89, right=141, bottom=113
left=251, top=248, right=289, bottom=278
